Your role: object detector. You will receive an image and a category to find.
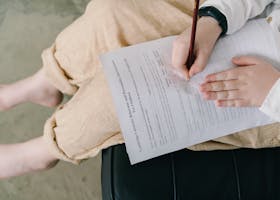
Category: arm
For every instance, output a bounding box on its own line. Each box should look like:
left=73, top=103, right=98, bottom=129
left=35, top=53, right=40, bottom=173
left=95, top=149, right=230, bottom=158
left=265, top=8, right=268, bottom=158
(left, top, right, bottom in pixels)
left=172, top=0, right=276, bottom=79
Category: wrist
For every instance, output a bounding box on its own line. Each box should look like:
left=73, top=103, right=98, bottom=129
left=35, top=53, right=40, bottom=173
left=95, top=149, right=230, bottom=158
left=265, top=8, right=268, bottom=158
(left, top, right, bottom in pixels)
left=198, top=6, right=228, bottom=35
left=199, top=17, right=223, bottom=37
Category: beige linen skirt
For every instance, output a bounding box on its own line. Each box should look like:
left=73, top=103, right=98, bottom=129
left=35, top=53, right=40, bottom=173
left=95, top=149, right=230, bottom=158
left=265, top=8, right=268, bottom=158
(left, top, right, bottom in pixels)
left=42, top=0, right=280, bottom=164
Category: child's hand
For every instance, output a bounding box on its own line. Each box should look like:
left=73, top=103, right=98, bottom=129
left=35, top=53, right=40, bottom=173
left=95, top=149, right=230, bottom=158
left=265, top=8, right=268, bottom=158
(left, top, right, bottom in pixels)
left=172, top=17, right=222, bottom=79
left=200, top=56, right=280, bottom=107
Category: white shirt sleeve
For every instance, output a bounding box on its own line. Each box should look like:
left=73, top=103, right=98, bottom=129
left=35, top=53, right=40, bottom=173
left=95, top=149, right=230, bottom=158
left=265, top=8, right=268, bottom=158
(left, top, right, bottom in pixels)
left=267, top=9, right=280, bottom=32
left=200, top=0, right=276, bottom=34
left=260, top=79, right=280, bottom=122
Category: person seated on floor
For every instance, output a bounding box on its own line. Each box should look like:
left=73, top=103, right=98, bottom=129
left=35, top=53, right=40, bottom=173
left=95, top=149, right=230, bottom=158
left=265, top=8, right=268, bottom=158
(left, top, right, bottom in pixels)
left=0, top=0, right=279, bottom=179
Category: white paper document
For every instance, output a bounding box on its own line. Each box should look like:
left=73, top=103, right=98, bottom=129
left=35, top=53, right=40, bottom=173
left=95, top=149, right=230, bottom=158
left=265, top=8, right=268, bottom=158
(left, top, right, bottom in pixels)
left=100, top=19, right=280, bottom=164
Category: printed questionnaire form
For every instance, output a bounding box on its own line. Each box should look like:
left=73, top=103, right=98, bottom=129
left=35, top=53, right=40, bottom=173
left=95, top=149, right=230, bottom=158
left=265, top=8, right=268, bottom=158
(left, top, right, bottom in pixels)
left=100, top=19, right=279, bottom=164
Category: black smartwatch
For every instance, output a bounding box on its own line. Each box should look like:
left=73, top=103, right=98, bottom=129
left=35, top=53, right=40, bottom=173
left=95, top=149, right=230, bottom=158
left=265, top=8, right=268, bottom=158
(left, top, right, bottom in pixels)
left=198, top=6, right=228, bottom=35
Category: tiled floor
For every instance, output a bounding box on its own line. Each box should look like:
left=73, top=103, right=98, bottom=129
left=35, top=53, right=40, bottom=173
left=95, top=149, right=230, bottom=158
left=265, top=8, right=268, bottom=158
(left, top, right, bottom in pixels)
left=0, top=0, right=102, bottom=199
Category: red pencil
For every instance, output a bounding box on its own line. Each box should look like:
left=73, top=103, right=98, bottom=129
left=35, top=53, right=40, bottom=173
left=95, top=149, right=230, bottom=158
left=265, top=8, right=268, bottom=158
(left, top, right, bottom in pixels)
left=186, top=0, right=200, bottom=70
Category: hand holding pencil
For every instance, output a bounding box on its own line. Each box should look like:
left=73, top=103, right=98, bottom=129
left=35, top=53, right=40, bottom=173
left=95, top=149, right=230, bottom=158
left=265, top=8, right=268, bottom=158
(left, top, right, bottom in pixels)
left=172, top=2, right=222, bottom=80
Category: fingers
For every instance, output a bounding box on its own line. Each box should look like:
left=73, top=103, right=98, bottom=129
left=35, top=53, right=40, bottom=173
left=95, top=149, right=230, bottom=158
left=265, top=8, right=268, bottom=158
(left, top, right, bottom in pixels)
left=215, top=99, right=249, bottom=107
left=200, top=56, right=268, bottom=108
left=200, top=80, right=243, bottom=92
left=201, top=79, right=244, bottom=101
left=203, top=91, right=251, bottom=108
left=232, top=56, right=261, bottom=66
left=189, top=50, right=208, bottom=77
left=172, top=33, right=209, bottom=79
left=200, top=80, right=249, bottom=107
left=202, top=90, right=241, bottom=100
left=205, top=68, right=240, bottom=82
left=206, top=55, right=265, bottom=82
left=172, top=36, right=190, bottom=79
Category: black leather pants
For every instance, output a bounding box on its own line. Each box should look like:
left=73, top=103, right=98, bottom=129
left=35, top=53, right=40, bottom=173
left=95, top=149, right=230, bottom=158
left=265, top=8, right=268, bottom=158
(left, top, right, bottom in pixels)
left=102, top=144, right=280, bottom=200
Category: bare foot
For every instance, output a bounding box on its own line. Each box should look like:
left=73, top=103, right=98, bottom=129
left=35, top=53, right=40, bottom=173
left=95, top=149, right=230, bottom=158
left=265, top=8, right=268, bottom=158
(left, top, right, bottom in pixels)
left=0, top=69, right=63, bottom=111
left=0, top=137, right=59, bottom=179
